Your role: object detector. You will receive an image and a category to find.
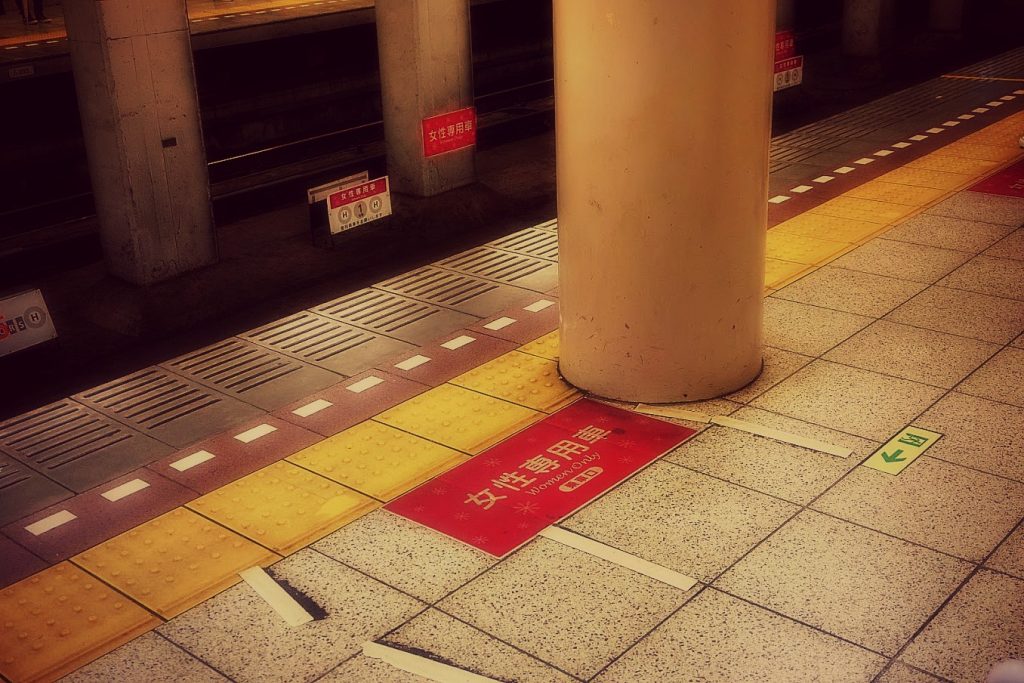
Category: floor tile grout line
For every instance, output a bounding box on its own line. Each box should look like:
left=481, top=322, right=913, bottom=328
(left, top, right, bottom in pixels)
left=871, top=514, right=1024, bottom=681
left=151, top=630, right=240, bottom=683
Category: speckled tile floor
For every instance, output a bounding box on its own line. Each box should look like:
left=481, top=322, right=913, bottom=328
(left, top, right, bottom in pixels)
left=4, top=76, right=1024, bottom=683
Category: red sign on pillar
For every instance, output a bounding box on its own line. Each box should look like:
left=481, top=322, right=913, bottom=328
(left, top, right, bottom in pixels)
left=422, top=107, right=477, bottom=158
left=775, top=30, right=796, bottom=61
left=385, top=399, right=696, bottom=557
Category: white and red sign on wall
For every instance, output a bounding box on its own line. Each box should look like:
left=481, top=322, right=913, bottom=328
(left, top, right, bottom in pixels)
left=327, top=177, right=392, bottom=234
left=422, top=107, right=477, bottom=158
left=0, top=289, right=57, bottom=357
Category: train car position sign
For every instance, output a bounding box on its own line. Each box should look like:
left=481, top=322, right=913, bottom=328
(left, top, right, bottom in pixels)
left=327, top=177, right=392, bottom=234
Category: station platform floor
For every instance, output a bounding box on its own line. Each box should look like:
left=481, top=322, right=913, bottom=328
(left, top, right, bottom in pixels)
left=3, top=53, right=1024, bottom=683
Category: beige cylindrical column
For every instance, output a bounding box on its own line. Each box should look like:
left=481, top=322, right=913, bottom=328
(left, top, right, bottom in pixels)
left=64, top=0, right=216, bottom=286
left=929, top=0, right=964, bottom=33
left=375, top=0, right=476, bottom=197
left=842, top=0, right=884, bottom=57
left=554, top=1, right=773, bottom=403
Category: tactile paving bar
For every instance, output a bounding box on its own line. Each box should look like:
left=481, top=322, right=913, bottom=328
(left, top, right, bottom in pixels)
left=450, top=350, right=579, bottom=413
left=519, top=330, right=560, bottom=361
left=187, top=461, right=378, bottom=555
left=274, top=369, right=428, bottom=437
left=149, top=416, right=321, bottom=494
left=488, top=227, right=559, bottom=261
left=73, top=507, right=279, bottom=619
left=376, top=384, right=541, bottom=454
left=808, top=196, right=916, bottom=224
left=162, top=337, right=340, bottom=412
left=374, top=329, right=517, bottom=386
left=3, top=470, right=196, bottom=564
left=468, top=297, right=560, bottom=344
left=313, top=287, right=477, bottom=345
left=289, top=420, right=468, bottom=501
left=437, top=247, right=559, bottom=292
left=241, top=310, right=413, bottom=376
left=75, top=368, right=263, bottom=449
left=0, top=400, right=174, bottom=492
left=0, top=452, right=71, bottom=527
left=377, top=266, right=538, bottom=317
left=0, top=562, right=160, bottom=683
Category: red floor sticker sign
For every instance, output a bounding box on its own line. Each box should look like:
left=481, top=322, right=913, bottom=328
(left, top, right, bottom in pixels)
left=970, top=160, right=1024, bottom=198
left=386, top=399, right=695, bottom=557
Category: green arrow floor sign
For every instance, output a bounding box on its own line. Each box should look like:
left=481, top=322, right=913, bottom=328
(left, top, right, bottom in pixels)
left=864, top=427, right=942, bottom=475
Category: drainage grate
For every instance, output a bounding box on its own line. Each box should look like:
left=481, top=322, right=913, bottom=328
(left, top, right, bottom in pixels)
left=75, top=368, right=263, bottom=448
left=162, top=338, right=340, bottom=411
left=489, top=228, right=560, bottom=261
left=242, top=310, right=412, bottom=376
left=0, top=453, right=73, bottom=526
left=0, top=400, right=172, bottom=492
left=313, top=287, right=477, bottom=344
left=377, top=266, right=538, bottom=317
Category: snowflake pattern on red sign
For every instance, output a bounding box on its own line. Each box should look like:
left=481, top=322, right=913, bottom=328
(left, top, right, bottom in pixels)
left=385, top=399, right=696, bottom=557
left=422, top=107, right=477, bottom=158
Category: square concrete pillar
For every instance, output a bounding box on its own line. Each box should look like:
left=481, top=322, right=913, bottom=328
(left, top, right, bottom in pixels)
left=375, top=0, right=476, bottom=197
left=64, top=0, right=216, bottom=285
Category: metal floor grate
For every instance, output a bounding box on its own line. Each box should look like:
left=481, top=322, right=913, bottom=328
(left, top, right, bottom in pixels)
left=313, top=288, right=477, bottom=345
left=437, top=246, right=557, bottom=292
left=376, top=266, right=537, bottom=317
left=488, top=228, right=559, bottom=261
left=0, top=400, right=172, bottom=491
left=242, top=310, right=412, bottom=376
left=0, top=453, right=72, bottom=527
left=163, top=338, right=339, bottom=411
left=76, top=368, right=262, bottom=448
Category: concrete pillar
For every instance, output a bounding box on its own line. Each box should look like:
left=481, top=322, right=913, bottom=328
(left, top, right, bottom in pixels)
left=842, top=0, right=884, bottom=57
left=63, top=0, right=216, bottom=286
left=375, top=0, right=476, bottom=197
left=554, top=0, right=773, bottom=403
left=929, top=0, right=964, bottom=33
left=777, top=0, right=796, bottom=30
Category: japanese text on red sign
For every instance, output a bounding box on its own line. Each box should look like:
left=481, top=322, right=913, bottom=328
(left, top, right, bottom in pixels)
left=422, top=107, right=477, bottom=158
left=329, top=179, right=387, bottom=209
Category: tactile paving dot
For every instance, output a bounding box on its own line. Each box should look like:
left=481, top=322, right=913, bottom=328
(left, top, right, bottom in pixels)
left=845, top=180, right=947, bottom=207
left=187, top=461, right=378, bottom=555
left=72, top=508, right=279, bottom=619
left=809, top=196, right=914, bottom=225
left=288, top=421, right=468, bottom=501
left=375, top=384, right=542, bottom=455
left=449, top=350, right=579, bottom=412
left=519, top=330, right=560, bottom=361
left=0, top=562, right=159, bottom=683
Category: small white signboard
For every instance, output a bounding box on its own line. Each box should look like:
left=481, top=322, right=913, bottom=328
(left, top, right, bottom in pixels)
left=0, top=289, right=57, bottom=357
left=327, top=176, right=392, bottom=234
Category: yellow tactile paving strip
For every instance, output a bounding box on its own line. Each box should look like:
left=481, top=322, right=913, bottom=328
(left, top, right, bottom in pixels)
left=4, top=92, right=1024, bottom=682
left=764, top=109, right=1024, bottom=290
left=376, top=384, right=543, bottom=454
left=72, top=508, right=279, bottom=619
left=0, top=563, right=159, bottom=683
left=186, top=461, right=379, bottom=555
left=519, top=330, right=560, bottom=361
left=288, top=420, right=468, bottom=501
left=450, top=350, right=579, bottom=413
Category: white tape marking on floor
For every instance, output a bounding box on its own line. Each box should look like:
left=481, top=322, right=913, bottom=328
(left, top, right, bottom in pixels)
left=523, top=299, right=556, bottom=313
left=874, top=149, right=894, bottom=157
left=926, top=127, right=945, bottom=134
left=293, top=399, right=333, bottom=417
left=347, top=376, right=385, bottom=393
left=958, top=113, right=975, bottom=120
left=973, top=107, right=989, bottom=113
left=363, top=641, right=501, bottom=683
left=987, top=101, right=1004, bottom=107
left=812, top=175, right=834, bottom=183
left=634, top=404, right=712, bottom=423
left=710, top=416, right=853, bottom=458
left=942, top=120, right=960, bottom=127
left=395, top=355, right=431, bottom=371
left=239, top=567, right=313, bottom=627
left=892, top=142, right=912, bottom=149
left=26, top=510, right=77, bottom=536
left=768, top=195, right=790, bottom=204
left=101, top=479, right=150, bottom=502
left=854, top=157, right=875, bottom=165
left=1001, top=95, right=1017, bottom=101
left=484, top=317, right=516, bottom=330
left=539, top=527, right=698, bottom=591
left=171, top=450, right=217, bottom=472
left=442, top=335, right=476, bottom=350
left=909, top=134, right=929, bottom=141
left=834, top=166, right=856, bottom=174
left=791, top=185, right=814, bottom=193
left=235, top=423, right=278, bottom=443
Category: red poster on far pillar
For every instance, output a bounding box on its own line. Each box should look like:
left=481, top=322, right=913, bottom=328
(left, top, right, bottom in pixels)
left=422, top=107, right=477, bottom=158
left=386, top=399, right=696, bottom=557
